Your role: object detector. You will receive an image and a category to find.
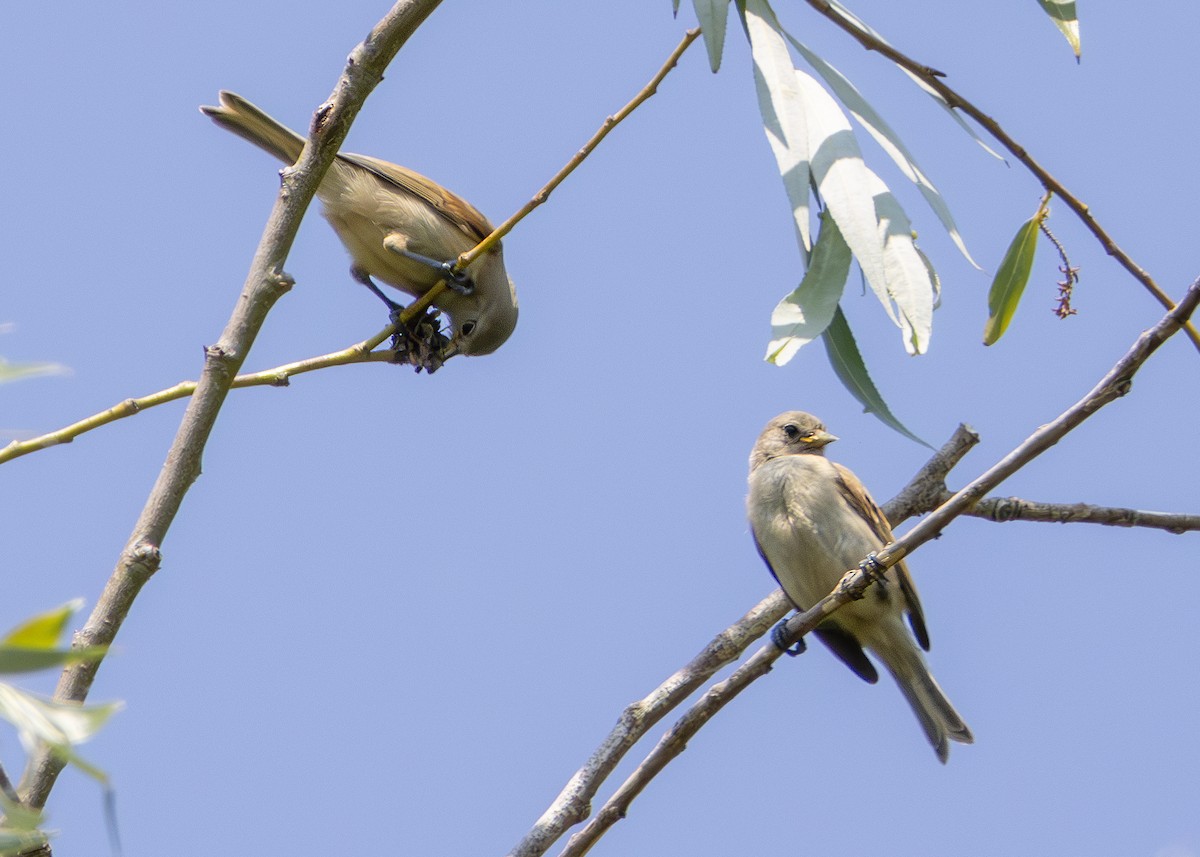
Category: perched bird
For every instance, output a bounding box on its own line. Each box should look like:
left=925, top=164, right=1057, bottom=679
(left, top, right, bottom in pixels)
left=200, top=91, right=518, bottom=364
left=746, top=411, right=972, bottom=762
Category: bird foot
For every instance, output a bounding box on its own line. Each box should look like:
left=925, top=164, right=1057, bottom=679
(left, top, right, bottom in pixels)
left=770, top=620, right=807, bottom=656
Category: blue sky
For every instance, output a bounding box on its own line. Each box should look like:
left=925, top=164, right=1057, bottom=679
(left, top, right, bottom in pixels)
left=2, top=2, right=1198, bottom=855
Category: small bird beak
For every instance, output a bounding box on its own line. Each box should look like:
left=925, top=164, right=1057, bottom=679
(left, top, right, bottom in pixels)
left=439, top=340, right=463, bottom=360
left=808, top=430, right=838, bottom=448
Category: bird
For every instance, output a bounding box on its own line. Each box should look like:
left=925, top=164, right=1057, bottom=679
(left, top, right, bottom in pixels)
left=200, top=91, right=518, bottom=366
left=746, top=411, right=973, bottom=762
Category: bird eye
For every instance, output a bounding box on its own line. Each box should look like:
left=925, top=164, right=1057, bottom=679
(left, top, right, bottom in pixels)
left=461, top=321, right=477, bottom=337
left=783, top=424, right=800, bottom=439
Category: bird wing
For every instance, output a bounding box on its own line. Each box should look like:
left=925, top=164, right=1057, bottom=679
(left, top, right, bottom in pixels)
left=337, top=152, right=496, bottom=243
left=831, top=462, right=931, bottom=652
left=751, top=531, right=880, bottom=683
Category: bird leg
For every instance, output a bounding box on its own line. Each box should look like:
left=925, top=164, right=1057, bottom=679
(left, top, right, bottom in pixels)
left=382, top=233, right=475, bottom=296
left=350, top=265, right=449, bottom=373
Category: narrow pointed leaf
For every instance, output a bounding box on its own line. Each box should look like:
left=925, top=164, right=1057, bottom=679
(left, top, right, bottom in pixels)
left=819, top=0, right=1007, bottom=162
left=1037, top=0, right=1081, bottom=60
left=788, top=71, right=935, bottom=352
left=902, top=70, right=1008, bottom=162
left=0, top=794, right=43, bottom=833
left=672, top=0, right=681, bottom=14
left=0, top=358, right=68, bottom=384
left=784, top=34, right=979, bottom=268
left=983, top=214, right=1043, bottom=345
left=822, top=306, right=932, bottom=447
left=790, top=69, right=893, bottom=321
left=0, top=828, right=48, bottom=856
left=916, top=242, right=942, bottom=309
left=860, top=169, right=935, bottom=354
left=0, top=600, right=106, bottom=674
left=742, top=0, right=812, bottom=252
left=0, top=646, right=108, bottom=675
left=693, top=0, right=731, bottom=71
left=767, top=209, right=852, bottom=364
left=0, top=684, right=121, bottom=784
left=3, top=600, right=82, bottom=648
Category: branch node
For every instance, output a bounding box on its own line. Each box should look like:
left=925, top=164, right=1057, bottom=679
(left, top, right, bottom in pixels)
left=203, top=344, right=237, bottom=383
left=126, top=542, right=163, bottom=582
left=312, top=100, right=335, bottom=135
left=837, top=567, right=868, bottom=600
left=268, top=270, right=295, bottom=297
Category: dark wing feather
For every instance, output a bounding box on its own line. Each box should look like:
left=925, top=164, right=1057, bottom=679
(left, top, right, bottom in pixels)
left=752, top=532, right=880, bottom=683
left=814, top=625, right=879, bottom=684
left=831, top=463, right=931, bottom=651
left=337, top=152, right=496, bottom=243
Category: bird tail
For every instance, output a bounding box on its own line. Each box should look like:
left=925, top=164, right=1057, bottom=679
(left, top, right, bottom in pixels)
left=200, top=91, right=306, bottom=165
left=882, top=642, right=973, bottom=764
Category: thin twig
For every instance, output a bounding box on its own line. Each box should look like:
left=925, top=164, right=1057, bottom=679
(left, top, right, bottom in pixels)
left=881, top=425, right=1200, bottom=533
left=1, top=30, right=702, bottom=470
left=456, top=28, right=701, bottom=272
left=13, top=0, right=446, bottom=816
left=945, top=493, right=1200, bottom=534
left=552, top=276, right=1200, bottom=857
left=802, top=0, right=1200, bottom=353
left=0, top=324, right=405, bottom=466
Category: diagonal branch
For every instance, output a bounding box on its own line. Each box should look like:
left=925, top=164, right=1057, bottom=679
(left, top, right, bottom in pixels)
left=0, top=29, right=702, bottom=471
left=802, top=0, right=1200, bottom=353
left=880, top=425, right=1200, bottom=534
left=13, top=0, right=446, bottom=816
left=545, top=276, right=1200, bottom=857
left=950, top=495, right=1200, bottom=533
left=506, top=590, right=790, bottom=857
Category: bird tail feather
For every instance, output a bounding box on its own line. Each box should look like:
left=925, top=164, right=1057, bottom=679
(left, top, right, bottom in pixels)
left=200, top=91, right=306, bottom=165
left=883, top=643, right=973, bottom=764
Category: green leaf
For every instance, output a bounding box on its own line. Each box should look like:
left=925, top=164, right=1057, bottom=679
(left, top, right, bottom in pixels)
left=822, top=306, right=932, bottom=447
left=742, top=0, right=812, bottom=252
left=790, top=70, right=935, bottom=353
left=0, top=646, right=108, bottom=675
left=672, top=0, right=681, bottom=14
left=741, top=1, right=936, bottom=355
left=983, top=213, right=1044, bottom=345
left=693, top=0, right=731, bottom=71
left=767, top=209, right=852, bottom=364
left=784, top=33, right=979, bottom=269
left=3, top=600, right=82, bottom=648
left=786, top=71, right=890, bottom=317
left=0, top=600, right=105, bottom=674
left=0, top=357, right=68, bottom=384
left=1037, top=0, right=1080, bottom=60
left=0, top=827, right=49, bottom=857
left=0, top=684, right=121, bottom=783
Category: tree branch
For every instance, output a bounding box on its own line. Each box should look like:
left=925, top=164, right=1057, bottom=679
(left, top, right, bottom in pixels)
left=0, top=329, right=399, bottom=466
left=457, top=28, right=700, bottom=271
left=506, top=590, right=790, bottom=857
left=802, top=0, right=1200, bottom=354
left=944, top=493, right=1200, bottom=534
left=0, top=29, right=702, bottom=471
left=541, top=276, right=1200, bottom=857
left=881, top=424, right=1200, bottom=534
left=13, top=0, right=446, bottom=815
